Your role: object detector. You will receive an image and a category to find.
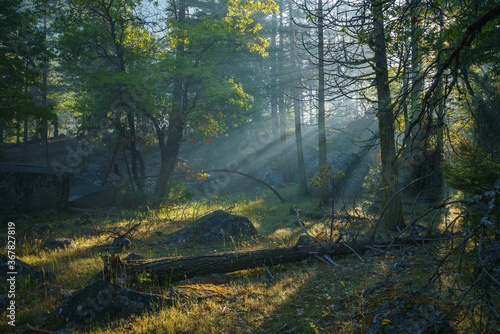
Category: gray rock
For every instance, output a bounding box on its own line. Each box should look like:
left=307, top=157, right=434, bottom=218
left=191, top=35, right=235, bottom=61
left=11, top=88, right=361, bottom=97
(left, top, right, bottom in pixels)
left=366, top=293, right=457, bottom=334
left=69, top=185, right=117, bottom=208
left=295, top=235, right=313, bottom=246
left=42, top=238, right=77, bottom=250
left=0, top=164, right=72, bottom=215
left=55, top=280, right=172, bottom=325
left=162, top=210, right=258, bottom=244
left=0, top=254, right=52, bottom=281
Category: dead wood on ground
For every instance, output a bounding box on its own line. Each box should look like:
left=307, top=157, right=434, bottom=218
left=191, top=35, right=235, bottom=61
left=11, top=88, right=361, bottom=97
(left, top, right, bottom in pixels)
left=102, top=233, right=457, bottom=285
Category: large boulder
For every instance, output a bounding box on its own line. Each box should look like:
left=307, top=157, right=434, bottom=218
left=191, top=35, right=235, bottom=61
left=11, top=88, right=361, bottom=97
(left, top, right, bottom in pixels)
left=55, top=280, right=172, bottom=325
left=68, top=185, right=117, bottom=208
left=366, top=292, right=457, bottom=334
left=162, top=210, right=258, bottom=244
left=0, top=164, right=72, bottom=215
left=0, top=253, right=52, bottom=282
left=42, top=238, right=77, bottom=250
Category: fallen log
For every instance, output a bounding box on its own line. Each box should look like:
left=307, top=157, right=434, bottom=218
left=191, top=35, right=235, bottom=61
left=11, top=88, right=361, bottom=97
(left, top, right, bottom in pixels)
left=102, top=233, right=458, bottom=285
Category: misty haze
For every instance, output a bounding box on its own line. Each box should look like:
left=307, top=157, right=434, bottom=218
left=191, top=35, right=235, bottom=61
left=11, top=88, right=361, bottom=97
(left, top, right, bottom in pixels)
left=1, top=0, right=499, bottom=332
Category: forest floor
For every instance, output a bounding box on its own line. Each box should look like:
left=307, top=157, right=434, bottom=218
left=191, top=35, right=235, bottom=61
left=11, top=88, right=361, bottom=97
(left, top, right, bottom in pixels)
left=1, top=138, right=498, bottom=333
left=1, top=184, right=496, bottom=334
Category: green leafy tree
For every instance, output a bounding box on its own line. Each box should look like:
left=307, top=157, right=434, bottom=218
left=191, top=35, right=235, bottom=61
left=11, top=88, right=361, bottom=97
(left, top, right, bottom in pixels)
left=443, top=141, right=500, bottom=195
left=151, top=0, right=278, bottom=200
left=53, top=0, right=156, bottom=190
left=0, top=0, right=52, bottom=147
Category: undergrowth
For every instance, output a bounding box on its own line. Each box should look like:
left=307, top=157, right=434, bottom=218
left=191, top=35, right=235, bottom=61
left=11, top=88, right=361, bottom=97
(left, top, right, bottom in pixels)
left=0, top=184, right=497, bottom=333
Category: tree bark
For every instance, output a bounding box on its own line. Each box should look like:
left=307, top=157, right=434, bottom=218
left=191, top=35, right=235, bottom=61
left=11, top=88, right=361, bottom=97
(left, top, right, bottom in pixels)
left=289, top=0, right=308, bottom=195
left=270, top=12, right=279, bottom=140
left=102, top=233, right=455, bottom=285
left=43, top=14, right=49, bottom=166
left=154, top=114, right=185, bottom=200
left=16, top=112, right=20, bottom=144
left=154, top=0, right=187, bottom=200
left=372, top=0, right=405, bottom=230
left=24, top=110, right=28, bottom=143
left=127, top=110, right=145, bottom=192
left=278, top=0, right=291, bottom=183
left=317, top=0, right=329, bottom=207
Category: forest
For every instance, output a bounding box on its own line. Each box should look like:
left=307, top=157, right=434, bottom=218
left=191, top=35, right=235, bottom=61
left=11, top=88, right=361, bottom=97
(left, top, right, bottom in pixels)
left=0, top=0, right=499, bottom=333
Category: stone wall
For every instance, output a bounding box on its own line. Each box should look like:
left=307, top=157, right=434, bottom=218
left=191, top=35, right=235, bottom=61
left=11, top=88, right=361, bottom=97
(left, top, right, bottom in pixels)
left=0, top=164, right=72, bottom=215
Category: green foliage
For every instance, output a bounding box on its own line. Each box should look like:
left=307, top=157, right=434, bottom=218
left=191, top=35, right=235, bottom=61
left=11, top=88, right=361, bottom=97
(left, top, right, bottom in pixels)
left=0, top=0, right=53, bottom=128
left=167, top=179, right=194, bottom=205
left=52, top=0, right=157, bottom=128
left=137, top=271, right=152, bottom=285
left=363, top=165, right=382, bottom=195
left=443, top=140, right=500, bottom=195
left=157, top=0, right=278, bottom=139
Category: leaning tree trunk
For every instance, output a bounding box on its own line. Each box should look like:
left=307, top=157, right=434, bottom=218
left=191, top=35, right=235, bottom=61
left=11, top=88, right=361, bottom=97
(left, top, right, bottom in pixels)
left=102, top=233, right=454, bottom=285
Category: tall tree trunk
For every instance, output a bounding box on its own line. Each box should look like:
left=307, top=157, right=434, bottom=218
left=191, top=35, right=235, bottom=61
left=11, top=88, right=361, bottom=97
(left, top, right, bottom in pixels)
left=54, top=119, right=59, bottom=137
left=0, top=123, right=3, bottom=161
left=317, top=0, right=329, bottom=206
left=279, top=0, right=291, bottom=183
left=24, top=110, right=28, bottom=143
left=126, top=110, right=144, bottom=192
left=434, top=83, right=445, bottom=197
left=16, top=112, right=21, bottom=144
left=43, top=15, right=49, bottom=166
left=289, top=0, right=308, bottom=195
left=408, top=10, right=431, bottom=192
left=154, top=0, right=187, bottom=200
left=155, top=116, right=185, bottom=200
left=271, top=13, right=279, bottom=140
left=432, top=10, right=446, bottom=199
left=372, top=0, right=405, bottom=230
left=410, top=15, right=423, bottom=142
left=106, top=5, right=145, bottom=193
